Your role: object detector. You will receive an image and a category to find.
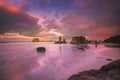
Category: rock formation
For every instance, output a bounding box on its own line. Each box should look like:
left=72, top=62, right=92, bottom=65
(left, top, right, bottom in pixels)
left=32, top=38, right=40, bottom=42
left=103, top=35, right=120, bottom=43
left=71, top=36, right=87, bottom=44
left=36, top=47, right=46, bottom=52
left=55, top=36, right=67, bottom=44
left=68, top=59, right=120, bottom=80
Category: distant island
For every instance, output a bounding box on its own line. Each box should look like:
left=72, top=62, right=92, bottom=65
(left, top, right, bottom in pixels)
left=32, top=38, right=40, bottom=42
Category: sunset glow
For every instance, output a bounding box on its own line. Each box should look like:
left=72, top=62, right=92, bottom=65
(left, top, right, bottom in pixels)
left=0, top=1, right=4, bottom=6
left=0, top=0, right=120, bottom=41
left=7, top=6, right=20, bottom=13
left=0, top=1, right=120, bottom=80
left=0, top=1, right=20, bottom=14
left=0, top=33, right=34, bottom=39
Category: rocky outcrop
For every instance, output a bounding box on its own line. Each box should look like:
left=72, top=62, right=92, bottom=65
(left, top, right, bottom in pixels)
left=68, top=59, right=120, bottom=80
left=32, top=38, right=40, bottom=42
left=103, top=35, right=120, bottom=47
left=103, top=35, right=120, bottom=43
left=54, top=36, right=67, bottom=44
left=71, top=36, right=87, bottom=44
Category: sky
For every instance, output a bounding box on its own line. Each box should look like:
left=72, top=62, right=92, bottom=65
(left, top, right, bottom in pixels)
left=0, top=0, right=120, bottom=41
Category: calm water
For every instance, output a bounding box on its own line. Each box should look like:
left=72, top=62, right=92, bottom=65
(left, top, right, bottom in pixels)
left=0, top=42, right=120, bottom=80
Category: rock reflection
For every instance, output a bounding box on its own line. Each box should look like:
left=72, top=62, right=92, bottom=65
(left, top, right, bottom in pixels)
left=0, top=43, right=119, bottom=80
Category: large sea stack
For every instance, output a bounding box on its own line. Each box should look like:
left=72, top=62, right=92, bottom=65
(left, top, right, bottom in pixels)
left=71, top=36, right=87, bottom=44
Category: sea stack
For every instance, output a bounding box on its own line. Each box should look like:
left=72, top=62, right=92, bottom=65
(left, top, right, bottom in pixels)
left=70, top=36, right=87, bottom=44
left=54, top=36, right=67, bottom=44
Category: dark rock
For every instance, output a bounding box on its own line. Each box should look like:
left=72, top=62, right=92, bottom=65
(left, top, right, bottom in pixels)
left=71, top=36, right=87, bottom=44
left=32, top=38, right=40, bottom=42
left=36, top=47, right=46, bottom=53
left=68, top=59, right=120, bottom=80
left=106, top=59, right=113, bottom=61
left=54, top=37, right=67, bottom=44
left=103, top=35, right=120, bottom=43
left=99, top=59, right=120, bottom=72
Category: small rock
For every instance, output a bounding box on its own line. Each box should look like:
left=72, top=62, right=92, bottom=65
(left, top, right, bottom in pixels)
left=106, top=59, right=113, bottom=61
left=36, top=47, right=46, bottom=53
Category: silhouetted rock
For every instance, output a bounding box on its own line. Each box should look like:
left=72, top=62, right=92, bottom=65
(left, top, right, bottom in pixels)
left=71, top=36, right=87, bottom=44
left=103, top=35, right=120, bottom=43
left=103, top=35, right=120, bottom=47
left=55, top=36, right=67, bottom=44
left=32, top=38, right=40, bottom=42
left=106, top=59, right=113, bottom=61
left=63, top=39, right=67, bottom=43
left=36, top=47, right=46, bottom=52
left=68, top=59, right=120, bottom=80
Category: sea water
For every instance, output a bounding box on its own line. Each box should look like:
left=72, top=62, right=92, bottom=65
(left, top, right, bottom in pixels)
left=0, top=42, right=119, bottom=80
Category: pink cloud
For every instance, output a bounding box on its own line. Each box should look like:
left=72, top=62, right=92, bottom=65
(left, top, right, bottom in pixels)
left=61, top=13, right=120, bottom=40
left=0, top=32, right=34, bottom=39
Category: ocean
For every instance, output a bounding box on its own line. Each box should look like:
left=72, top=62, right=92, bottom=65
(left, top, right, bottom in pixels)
left=0, top=42, right=119, bottom=80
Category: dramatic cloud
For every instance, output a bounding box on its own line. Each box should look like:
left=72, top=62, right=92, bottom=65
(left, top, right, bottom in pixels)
left=0, top=2, right=40, bottom=36
left=0, top=0, right=120, bottom=40
left=35, top=29, right=63, bottom=41
left=38, top=16, right=63, bottom=30
left=61, top=13, right=120, bottom=39
left=0, top=32, right=33, bottom=39
left=0, top=32, right=35, bottom=42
